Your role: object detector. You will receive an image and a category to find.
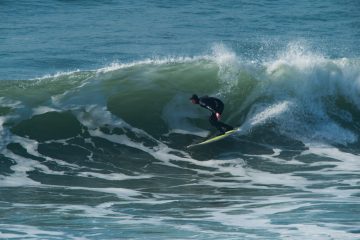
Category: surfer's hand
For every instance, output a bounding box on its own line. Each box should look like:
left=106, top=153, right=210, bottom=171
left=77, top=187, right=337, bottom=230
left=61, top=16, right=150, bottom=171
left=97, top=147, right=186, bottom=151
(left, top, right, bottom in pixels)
left=216, top=112, right=221, bottom=120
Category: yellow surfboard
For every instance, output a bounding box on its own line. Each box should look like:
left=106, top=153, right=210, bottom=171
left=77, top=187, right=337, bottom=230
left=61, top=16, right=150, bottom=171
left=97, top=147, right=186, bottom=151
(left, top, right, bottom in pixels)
left=187, top=128, right=239, bottom=149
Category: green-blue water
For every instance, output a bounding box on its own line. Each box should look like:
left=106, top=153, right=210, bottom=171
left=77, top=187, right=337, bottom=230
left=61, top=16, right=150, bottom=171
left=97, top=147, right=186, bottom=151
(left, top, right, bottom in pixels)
left=1, top=1, right=359, bottom=239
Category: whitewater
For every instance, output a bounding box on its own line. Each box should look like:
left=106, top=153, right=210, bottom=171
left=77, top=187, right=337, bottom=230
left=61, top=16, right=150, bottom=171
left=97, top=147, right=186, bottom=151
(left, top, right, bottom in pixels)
left=1, top=1, right=360, bottom=239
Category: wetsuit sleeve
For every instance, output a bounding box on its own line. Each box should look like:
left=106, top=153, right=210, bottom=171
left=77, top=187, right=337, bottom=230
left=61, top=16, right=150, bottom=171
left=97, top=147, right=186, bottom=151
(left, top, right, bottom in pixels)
left=199, top=97, right=217, bottom=113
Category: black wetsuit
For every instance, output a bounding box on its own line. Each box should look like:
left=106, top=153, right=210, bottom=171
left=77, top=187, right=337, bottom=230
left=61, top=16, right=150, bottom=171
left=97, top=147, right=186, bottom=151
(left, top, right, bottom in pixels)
left=198, top=96, right=233, bottom=134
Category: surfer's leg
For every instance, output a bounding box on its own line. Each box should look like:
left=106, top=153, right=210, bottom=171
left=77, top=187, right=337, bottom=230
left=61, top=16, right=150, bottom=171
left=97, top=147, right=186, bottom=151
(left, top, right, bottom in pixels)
left=218, top=122, right=234, bottom=132
left=209, top=113, right=233, bottom=133
left=212, top=105, right=233, bottom=133
left=209, top=114, right=226, bottom=134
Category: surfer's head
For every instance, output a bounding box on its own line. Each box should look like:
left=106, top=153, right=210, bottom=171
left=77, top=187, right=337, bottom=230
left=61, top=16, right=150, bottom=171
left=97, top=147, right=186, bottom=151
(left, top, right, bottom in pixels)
left=190, top=94, right=199, bottom=104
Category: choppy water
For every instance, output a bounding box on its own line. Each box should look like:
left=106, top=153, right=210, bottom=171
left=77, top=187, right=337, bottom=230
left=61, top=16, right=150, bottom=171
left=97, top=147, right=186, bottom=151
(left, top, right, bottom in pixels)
left=1, top=1, right=360, bottom=239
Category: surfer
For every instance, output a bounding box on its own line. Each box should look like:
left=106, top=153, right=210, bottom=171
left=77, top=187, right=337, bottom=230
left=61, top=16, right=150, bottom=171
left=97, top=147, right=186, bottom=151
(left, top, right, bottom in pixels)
left=190, top=94, right=233, bottom=135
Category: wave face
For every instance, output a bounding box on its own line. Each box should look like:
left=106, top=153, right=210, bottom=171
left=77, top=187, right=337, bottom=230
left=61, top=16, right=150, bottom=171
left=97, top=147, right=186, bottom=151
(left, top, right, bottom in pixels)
left=2, top=44, right=360, bottom=146
left=1, top=44, right=360, bottom=239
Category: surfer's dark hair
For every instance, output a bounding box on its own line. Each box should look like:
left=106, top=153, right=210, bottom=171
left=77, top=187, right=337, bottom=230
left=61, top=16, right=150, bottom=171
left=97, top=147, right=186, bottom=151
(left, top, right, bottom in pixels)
left=190, top=94, right=199, bottom=102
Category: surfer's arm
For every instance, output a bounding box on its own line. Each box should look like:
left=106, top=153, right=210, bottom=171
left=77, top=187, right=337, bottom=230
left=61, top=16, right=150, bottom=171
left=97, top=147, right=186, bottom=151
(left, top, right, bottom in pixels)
left=200, top=103, right=221, bottom=119
left=199, top=97, right=221, bottom=119
left=200, top=102, right=216, bottom=113
left=205, top=105, right=216, bottom=113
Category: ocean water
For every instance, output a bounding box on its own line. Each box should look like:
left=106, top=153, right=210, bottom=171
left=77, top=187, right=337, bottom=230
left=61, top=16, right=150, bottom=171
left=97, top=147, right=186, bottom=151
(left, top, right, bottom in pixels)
left=1, top=1, right=360, bottom=239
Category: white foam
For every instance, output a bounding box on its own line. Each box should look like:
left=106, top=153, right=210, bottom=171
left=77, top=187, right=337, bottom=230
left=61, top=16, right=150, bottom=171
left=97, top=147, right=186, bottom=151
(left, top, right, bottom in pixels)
left=0, top=149, right=44, bottom=187
left=32, top=106, right=60, bottom=115
left=199, top=193, right=358, bottom=239
left=66, top=186, right=141, bottom=200
left=244, top=42, right=359, bottom=144
left=266, top=41, right=326, bottom=74
left=97, top=55, right=210, bottom=74
left=304, top=145, right=360, bottom=173
left=0, top=224, right=63, bottom=238
left=12, top=135, right=79, bottom=168
left=279, top=223, right=358, bottom=240
left=78, top=171, right=153, bottom=181
left=211, top=43, right=243, bottom=94
left=79, top=107, right=250, bottom=178
left=74, top=105, right=200, bottom=171
left=245, top=101, right=291, bottom=128
left=33, top=69, right=82, bottom=80
left=211, top=43, right=238, bottom=67
left=75, top=105, right=126, bottom=130
left=0, top=97, right=22, bottom=108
